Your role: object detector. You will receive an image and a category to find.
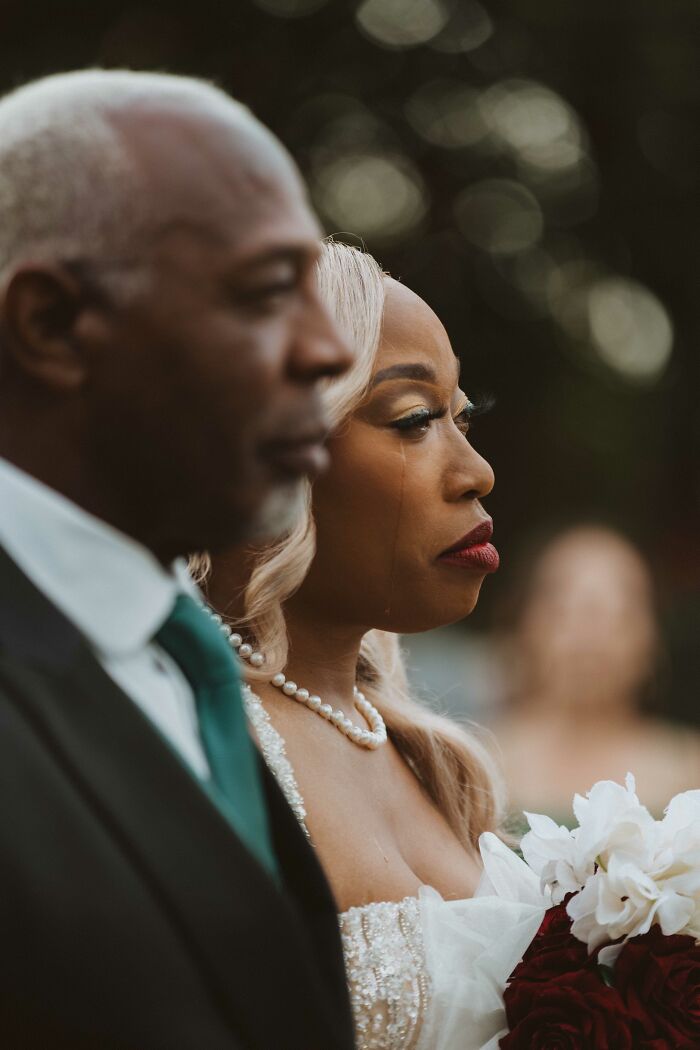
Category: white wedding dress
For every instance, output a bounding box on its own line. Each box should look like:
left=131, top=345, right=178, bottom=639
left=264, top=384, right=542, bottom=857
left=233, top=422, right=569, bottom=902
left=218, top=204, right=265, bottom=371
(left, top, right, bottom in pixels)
left=244, top=686, right=548, bottom=1050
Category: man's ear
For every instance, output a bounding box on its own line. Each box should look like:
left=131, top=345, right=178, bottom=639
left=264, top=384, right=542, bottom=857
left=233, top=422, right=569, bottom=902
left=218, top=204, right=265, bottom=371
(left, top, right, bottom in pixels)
left=0, top=265, right=89, bottom=391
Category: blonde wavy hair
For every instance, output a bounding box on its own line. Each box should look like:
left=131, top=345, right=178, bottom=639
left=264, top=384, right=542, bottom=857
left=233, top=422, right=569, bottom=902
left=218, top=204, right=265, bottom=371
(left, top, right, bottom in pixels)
left=195, top=239, right=505, bottom=851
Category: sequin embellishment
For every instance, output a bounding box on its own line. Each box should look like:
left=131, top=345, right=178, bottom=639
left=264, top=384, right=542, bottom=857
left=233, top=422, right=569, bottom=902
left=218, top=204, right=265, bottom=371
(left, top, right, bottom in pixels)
left=242, top=684, right=309, bottom=837
left=244, top=687, right=430, bottom=1049
left=340, top=896, right=428, bottom=1049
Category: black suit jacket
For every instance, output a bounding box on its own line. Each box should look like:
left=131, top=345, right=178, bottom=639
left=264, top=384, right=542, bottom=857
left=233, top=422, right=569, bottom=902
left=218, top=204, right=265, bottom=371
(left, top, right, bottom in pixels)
left=0, top=545, right=355, bottom=1049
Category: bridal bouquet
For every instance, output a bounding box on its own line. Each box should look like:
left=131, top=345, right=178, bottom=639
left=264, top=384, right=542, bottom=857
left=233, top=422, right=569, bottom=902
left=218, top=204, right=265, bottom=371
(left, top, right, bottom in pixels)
left=499, top=775, right=700, bottom=1048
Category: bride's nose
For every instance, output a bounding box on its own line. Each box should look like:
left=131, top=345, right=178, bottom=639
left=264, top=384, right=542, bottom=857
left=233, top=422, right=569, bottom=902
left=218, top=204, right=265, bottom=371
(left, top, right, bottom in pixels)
left=443, top=441, right=495, bottom=502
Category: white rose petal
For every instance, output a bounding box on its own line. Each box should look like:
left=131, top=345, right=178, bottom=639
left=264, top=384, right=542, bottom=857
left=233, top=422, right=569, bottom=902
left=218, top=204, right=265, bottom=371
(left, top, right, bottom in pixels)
left=655, top=890, right=696, bottom=937
left=520, top=814, right=589, bottom=903
left=574, top=775, right=656, bottom=872
left=597, top=943, right=623, bottom=968
left=567, top=853, right=697, bottom=951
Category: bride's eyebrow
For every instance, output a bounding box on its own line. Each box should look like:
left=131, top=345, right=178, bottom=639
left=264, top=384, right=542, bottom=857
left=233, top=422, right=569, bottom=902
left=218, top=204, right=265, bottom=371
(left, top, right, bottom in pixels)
left=370, top=363, right=437, bottom=387
left=371, top=355, right=461, bottom=389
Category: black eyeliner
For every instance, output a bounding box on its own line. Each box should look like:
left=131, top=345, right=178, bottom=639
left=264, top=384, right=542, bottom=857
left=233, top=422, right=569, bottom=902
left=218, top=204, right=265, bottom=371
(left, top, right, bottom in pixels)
left=391, top=407, right=446, bottom=431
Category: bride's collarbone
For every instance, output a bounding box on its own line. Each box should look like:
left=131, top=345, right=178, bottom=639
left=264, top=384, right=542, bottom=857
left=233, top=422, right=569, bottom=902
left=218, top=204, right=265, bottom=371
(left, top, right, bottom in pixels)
left=254, top=685, right=479, bottom=907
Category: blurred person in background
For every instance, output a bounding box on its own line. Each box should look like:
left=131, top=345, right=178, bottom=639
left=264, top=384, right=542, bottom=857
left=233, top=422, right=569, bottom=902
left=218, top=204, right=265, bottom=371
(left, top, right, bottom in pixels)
left=493, top=525, right=700, bottom=820
left=0, top=69, right=355, bottom=1049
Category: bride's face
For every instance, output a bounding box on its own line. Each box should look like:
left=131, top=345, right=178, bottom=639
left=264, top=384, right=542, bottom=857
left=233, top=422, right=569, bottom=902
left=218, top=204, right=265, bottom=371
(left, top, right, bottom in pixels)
left=292, top=278, right=497, bottom=634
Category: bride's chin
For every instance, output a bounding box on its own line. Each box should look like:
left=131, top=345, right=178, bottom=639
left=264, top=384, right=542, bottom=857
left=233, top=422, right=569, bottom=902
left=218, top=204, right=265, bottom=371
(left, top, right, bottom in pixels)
left=427, top=580, right=486, bottom=626
left=375, top=586, right=485, bottom=635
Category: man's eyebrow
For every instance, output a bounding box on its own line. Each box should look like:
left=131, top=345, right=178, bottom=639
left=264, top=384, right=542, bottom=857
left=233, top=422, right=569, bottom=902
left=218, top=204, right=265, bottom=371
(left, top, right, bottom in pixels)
left=241, top=245, right=317, bottom=271
left=370, top=363, right=438, bottom=387
left=151, top=221, right=320, bottom=268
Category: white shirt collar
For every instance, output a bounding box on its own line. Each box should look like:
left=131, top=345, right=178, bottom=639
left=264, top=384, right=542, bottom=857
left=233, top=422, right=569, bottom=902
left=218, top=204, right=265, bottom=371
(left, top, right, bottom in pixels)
left=0, top=456, right=199, bottom=656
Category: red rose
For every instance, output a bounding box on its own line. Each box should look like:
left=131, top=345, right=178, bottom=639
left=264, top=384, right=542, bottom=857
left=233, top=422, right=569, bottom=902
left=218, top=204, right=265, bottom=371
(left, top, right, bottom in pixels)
left=614, top=925, right=700, bottom=1049
left=500, top=971, right=633, bottom=1049
left=507, top=902, right=591, bottom=987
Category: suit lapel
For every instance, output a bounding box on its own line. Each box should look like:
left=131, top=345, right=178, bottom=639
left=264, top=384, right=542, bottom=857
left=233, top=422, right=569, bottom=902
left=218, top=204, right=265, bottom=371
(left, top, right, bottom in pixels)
left=0, top=546, right=353, bottom=1049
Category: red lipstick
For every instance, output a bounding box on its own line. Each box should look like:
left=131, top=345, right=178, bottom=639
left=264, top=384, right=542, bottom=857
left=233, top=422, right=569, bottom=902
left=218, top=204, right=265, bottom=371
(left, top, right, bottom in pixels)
left=438, top=520, right=500, bottom=573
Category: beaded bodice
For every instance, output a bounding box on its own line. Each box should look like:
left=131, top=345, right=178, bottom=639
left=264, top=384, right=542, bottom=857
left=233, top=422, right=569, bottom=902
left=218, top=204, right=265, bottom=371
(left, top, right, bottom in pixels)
left=243, top=686, right=430, bottom=1050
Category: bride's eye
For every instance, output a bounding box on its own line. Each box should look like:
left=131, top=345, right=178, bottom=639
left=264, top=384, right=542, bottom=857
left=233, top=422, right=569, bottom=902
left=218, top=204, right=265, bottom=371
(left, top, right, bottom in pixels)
left=454, top=404, right=472, bottom=437
left=453, top=395, right=494, bottom=438
left=390, top=407, right=445, bottom=435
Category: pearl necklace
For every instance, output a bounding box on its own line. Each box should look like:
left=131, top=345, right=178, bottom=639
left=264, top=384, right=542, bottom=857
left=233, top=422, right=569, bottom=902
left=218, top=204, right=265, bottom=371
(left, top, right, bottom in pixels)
left=208, top=611, right=387, bottom=751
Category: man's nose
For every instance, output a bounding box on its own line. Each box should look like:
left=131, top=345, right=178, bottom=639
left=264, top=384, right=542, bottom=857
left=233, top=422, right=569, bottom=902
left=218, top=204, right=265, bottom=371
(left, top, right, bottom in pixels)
left=288, top=293, right=355, bottom=382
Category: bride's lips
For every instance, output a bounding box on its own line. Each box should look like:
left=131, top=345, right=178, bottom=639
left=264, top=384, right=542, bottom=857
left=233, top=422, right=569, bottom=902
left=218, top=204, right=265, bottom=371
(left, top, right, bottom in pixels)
left=260, top=428, right=330, bottom=479
left=438, top=520, right=500, bottom=573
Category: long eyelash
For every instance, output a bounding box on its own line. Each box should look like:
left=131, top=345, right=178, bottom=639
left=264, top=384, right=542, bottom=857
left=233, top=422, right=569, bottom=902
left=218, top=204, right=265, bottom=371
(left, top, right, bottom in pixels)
left=392, top=393, right=495, bottom=433
left=462, top=392, right=495, bottom=421
left=391, top=407, right=446, bottom=430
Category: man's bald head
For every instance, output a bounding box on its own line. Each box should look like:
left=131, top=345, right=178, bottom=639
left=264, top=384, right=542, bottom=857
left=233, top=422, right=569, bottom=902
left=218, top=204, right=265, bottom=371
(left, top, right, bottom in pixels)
left=0, top=70, right=351, bottom=559
left=0, top=69, right=306, bottom=286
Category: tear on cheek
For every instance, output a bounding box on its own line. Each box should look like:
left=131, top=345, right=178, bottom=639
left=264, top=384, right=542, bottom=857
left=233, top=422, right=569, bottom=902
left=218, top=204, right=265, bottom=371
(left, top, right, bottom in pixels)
left=383, top=442, right=407, bottom=619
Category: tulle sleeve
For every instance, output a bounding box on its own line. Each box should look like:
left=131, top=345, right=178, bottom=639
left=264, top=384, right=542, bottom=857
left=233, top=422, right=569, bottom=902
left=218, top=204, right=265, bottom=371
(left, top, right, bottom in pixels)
left=416, top=833, right=548, bottom=1050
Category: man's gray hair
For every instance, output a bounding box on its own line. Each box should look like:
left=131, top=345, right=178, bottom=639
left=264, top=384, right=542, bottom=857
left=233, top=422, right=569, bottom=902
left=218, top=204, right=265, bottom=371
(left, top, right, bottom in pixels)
left=0, top=69, right=250, bottom=286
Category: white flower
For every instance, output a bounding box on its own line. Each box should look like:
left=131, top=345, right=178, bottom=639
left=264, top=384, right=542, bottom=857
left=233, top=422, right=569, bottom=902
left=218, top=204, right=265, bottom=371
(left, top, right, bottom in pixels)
left=520, top=777, right=700, bottom=951
left=566, top=853, right=696, bottom=951
left=651, top=790, right=700, bottom=938
left=520, top=774, right=655, bottom=905
left=657, top=790, right=700, bottom=863
left=520, top=814, right=590, bottom=904
left=574, top=773, right=658, bottom=871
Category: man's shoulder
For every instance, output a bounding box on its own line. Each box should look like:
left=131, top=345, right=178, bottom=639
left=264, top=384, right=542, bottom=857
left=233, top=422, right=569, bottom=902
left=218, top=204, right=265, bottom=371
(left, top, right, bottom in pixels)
left=0, top=544, right=86, bottom=672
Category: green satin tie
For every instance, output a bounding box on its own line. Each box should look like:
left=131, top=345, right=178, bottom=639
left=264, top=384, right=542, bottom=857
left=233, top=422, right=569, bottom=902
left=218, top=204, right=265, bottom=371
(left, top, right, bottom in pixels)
left=156, top=594, right=277, bottom=879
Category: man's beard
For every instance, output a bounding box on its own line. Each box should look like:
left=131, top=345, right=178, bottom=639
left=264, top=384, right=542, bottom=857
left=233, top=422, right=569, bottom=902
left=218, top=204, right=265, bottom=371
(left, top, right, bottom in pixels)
left=246, top=477, right=307, bottom=543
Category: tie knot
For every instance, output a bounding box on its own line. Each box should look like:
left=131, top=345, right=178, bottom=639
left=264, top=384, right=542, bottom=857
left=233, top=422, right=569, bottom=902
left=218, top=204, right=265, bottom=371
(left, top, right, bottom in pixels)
left=156, top=593, right=239, bottom=691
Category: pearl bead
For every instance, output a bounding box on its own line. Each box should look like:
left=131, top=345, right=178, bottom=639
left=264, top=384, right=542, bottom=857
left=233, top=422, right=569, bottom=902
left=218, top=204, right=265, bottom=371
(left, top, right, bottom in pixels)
left=203, top=603, right=388, bottom=751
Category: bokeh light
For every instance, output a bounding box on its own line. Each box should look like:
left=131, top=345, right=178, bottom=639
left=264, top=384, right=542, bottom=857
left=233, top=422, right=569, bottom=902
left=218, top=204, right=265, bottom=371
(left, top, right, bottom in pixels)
left=587, top=277, right=673, bottom=384
left=405, top=79, right=483, bottom=148
left=479, top=78, right=588, bottom=176
left=312, top=151, right=428, bottom=241
left=308, top=99, right=397, bottom=156
left=430, top=0, right=493, bottom=54
left=454, top=178, right=543, bottom=255
left=356, top=0, right=449, bottom=49
left=546, top=264, right=674, bottom=385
